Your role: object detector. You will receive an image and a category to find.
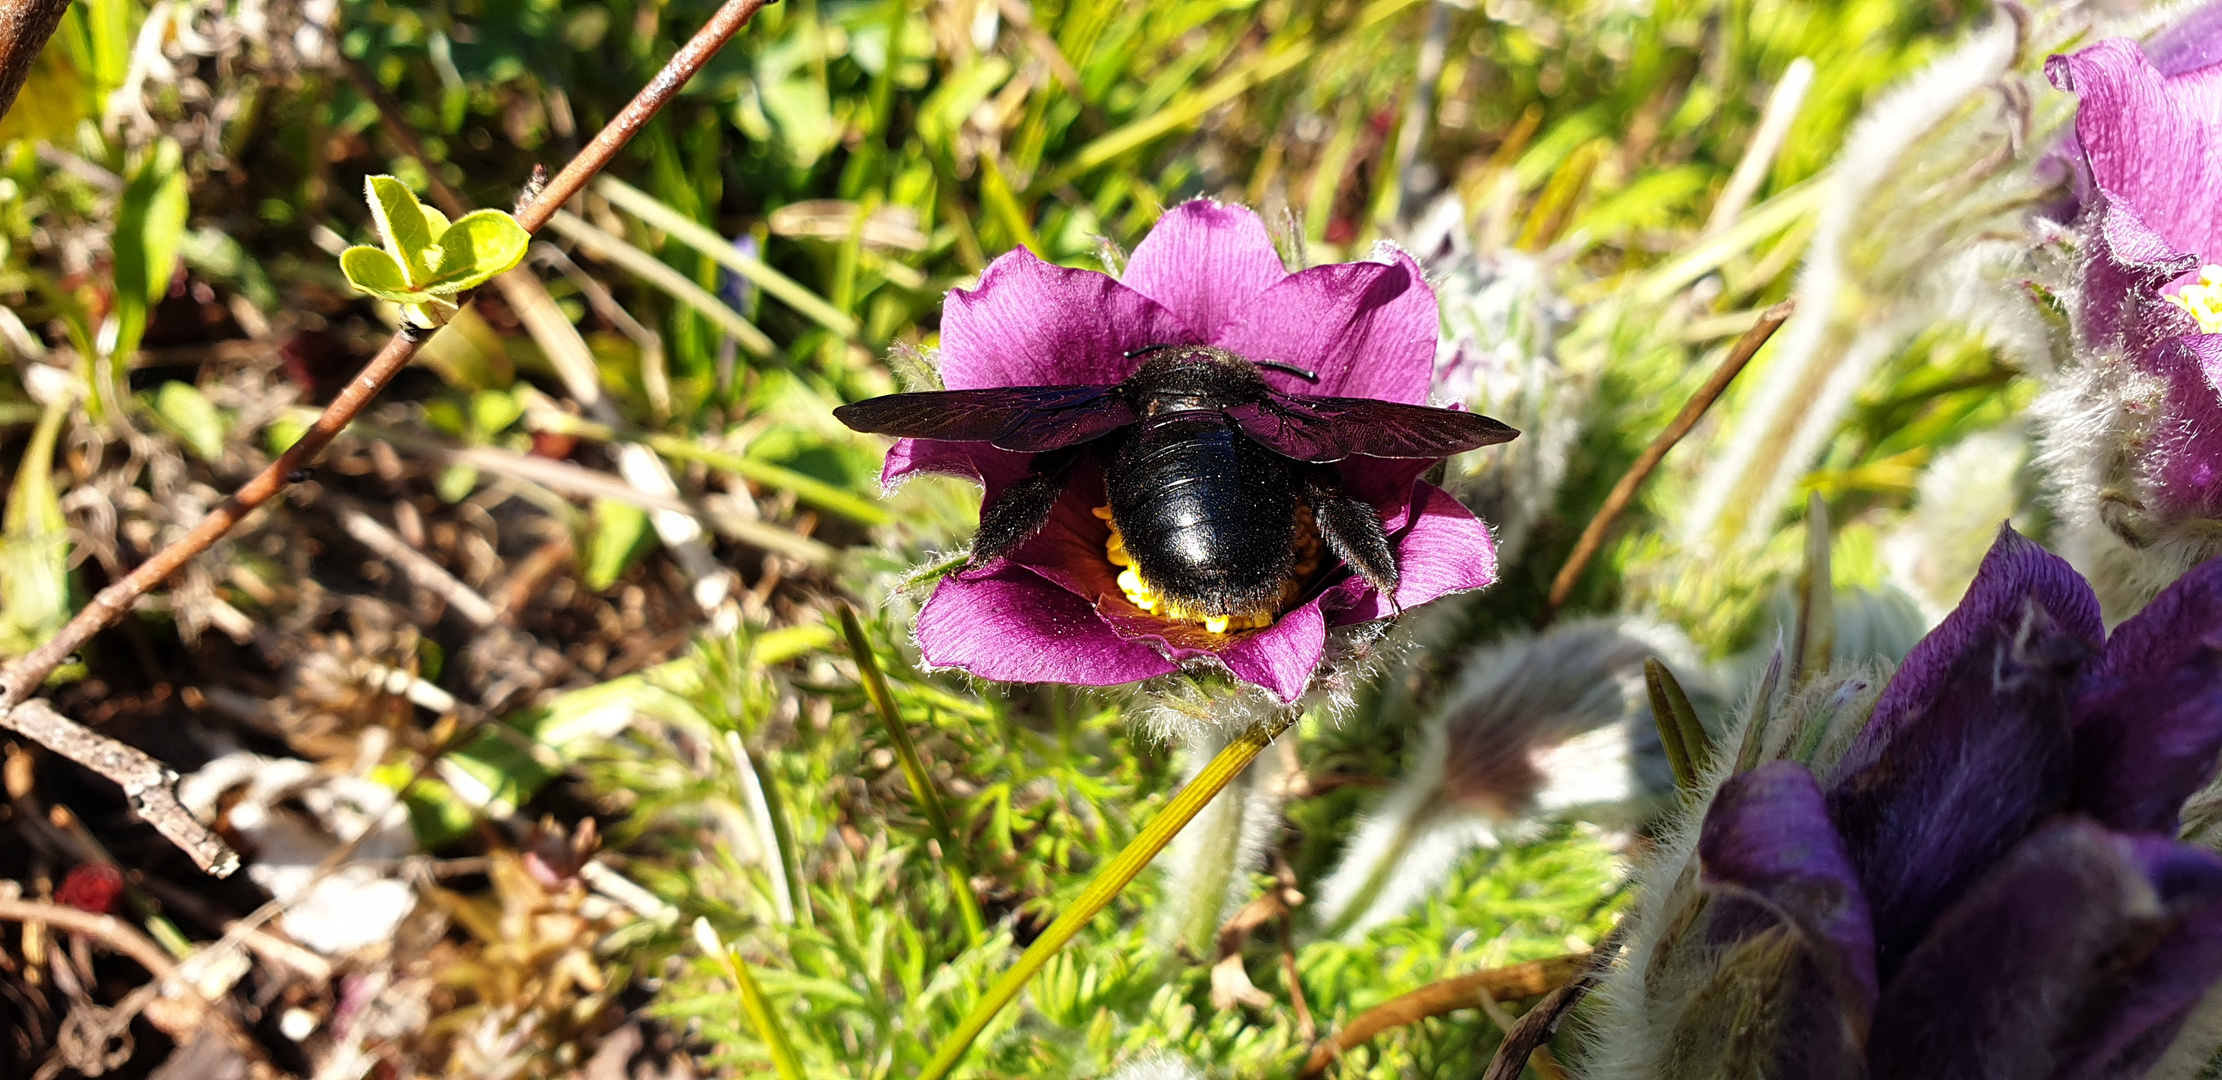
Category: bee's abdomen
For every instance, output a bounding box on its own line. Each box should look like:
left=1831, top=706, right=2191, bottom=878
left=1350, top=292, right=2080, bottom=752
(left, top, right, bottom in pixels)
left=1108, top=414, right=1298, bottom=614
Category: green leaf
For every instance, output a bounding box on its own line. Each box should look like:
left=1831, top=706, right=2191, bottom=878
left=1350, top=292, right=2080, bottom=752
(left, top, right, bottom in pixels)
left=364, top=175, right=440, bottom=283
left=263, top=410, right=312, bottom=457
left=149, top=382, right=226, bottom=462
left=1, top=401, right=74, bottom=659
left=584, top=498, right=651, bottom=592
left=338, top=245, right=427, bottom=304
left=0, top=11, right=92, bottom=144
left=468, top=386, right=525, bottom=437
left=435, top=463, right=479, bottom=503
left=112, top=138, right=189, bottom=360
left=419, top=209, right=531, bottom=295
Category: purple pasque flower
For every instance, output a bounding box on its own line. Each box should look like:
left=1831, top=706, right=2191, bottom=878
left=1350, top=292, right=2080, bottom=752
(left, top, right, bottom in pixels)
left=2045, top=34, right=2222, bottom=537
left=880, top=201, right=1500, bottom=703
left=1601, top=527, right=2222, bottom=1079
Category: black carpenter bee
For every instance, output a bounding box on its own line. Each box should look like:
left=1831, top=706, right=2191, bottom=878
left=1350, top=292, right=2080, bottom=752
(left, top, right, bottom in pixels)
left=835, top=345, right=1518, bottom=632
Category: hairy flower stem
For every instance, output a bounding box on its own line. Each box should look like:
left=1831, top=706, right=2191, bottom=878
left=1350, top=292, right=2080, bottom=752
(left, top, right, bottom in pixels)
left=1319, top=804, right=1434, bottom=941
left=835, top=603, right=987, bottom=945
left=0, top=0, right=775, bottom=866
left=917, top=712, right=1299, bottom=1080
left=1159, top=730, right=1283, bottom=953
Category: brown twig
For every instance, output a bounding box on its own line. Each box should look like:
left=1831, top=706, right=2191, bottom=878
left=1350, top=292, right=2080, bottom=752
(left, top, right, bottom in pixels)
left=1299, top=952, right=1590, bottom=1077
left=0, top=0, right=775, bottom=869
left=1479, top=931, right=1626, bottom=1080
left=0, top=896, right=196, bottom=999
left=1537, top=300, right=1793, bottom=626
left=0, top=0, right=71, bottom=121
left=3, top=700, right=237, bottom=876
left=0, top=894, right=269, bottom=1069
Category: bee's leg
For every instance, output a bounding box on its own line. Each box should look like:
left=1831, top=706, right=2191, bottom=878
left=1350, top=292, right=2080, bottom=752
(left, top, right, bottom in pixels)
left=971, top=446, right=1083, bottom=564
left=1303, top=469, right=1400, bottom=610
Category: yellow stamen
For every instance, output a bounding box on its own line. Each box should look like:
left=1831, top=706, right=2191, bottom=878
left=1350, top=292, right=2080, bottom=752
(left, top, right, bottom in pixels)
left=1098, top=505, right=1321, bottom=635
left=2168, top=265, right=2222, bottom=334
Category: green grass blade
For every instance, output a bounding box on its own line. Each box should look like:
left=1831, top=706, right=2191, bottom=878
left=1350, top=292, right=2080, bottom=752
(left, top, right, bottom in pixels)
left=694, top=919, right=807, bottom=1080
left=915, top=710, right=1299, bottom=1080
left=542, top=209, right=776, bottom=357
left=1792, top=490, right=1833, bottom=684
left=1644, top=658, right=1701, bottom=792
left=533, top=411, right=894, bottom=526
left=836, top=602, right=987, bottom=945
left=595, top=176, right=861, bottom=339
left=1065, top=39, right=1316, bottom=176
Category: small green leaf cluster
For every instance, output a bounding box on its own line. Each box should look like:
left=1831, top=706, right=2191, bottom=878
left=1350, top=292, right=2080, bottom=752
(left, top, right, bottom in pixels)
left=339, top=176, right=529, bottom=328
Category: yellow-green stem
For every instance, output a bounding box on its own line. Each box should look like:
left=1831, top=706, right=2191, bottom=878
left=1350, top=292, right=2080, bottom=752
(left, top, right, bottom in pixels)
left=916, top=712, right=1298, bottom=1080
left=726, top=945, right=806, bottom=1080
left=836, top=603, right=987, bottom=945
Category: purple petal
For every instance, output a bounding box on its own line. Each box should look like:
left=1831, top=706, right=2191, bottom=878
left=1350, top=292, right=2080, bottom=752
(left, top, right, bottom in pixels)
left=2078, top=198, right=2202, bottom=356
left=1000, top=461, right=1117, bottom=597
left=1326, top=482, right=1499, bottom=626
left=2052, top=834, right=2222, bottom=1078
left=1828, top=525, right=2101, bottom=978
left=880, top=437, right=1034, bottom=500
left=1216, top=600, right=1327, bottom=703
left=1631, top=762, right=1873, bottom=1079
left=1213, top=252, right=1439, bottom=403
left=1867, top=821, right=2222, bottom=1080
left=1846, top=524, right=2102, bottom=762
left=937, top=247, right=1193, bottom=390
left=1119, top=200, right=1290, bottom=342
left=2145, top=2, right=2222, bottom=79
left=1701, top=762, right=1880, bottom=1020
left=2049, top=40, right=2222, bottom=265
left=2136, top=332, right=2222, bottom=523
left=2073, top=554, right=2222, bottom=832
left=915, top=561, right=1178, bottom=687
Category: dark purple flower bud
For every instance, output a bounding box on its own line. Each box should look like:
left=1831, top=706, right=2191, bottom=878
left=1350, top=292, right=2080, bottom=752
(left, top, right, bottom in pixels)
left=1618, top=762, right=1873, bottom=1080
left=1827, top=525, right=2100, bottom=976
left=2072, top=555, right=2222, bottom=833
left=1598, top=530, right=2222, bottom=1077
left=1868, top=820, right=2222, bottom=1080
left=1700, top=761, right=1879, bottom=1035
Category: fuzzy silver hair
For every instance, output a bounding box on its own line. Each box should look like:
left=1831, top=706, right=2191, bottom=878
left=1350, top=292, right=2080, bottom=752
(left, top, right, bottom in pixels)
left=2031, top=351, right=2222, bottom=623
left=1104, top=1052, right=1206, bottom=1080
left=1574, top=659, right=1887, bottom=1080
left=1310, top=617, right=1719, bottom=939
left=1149, top=725, right=1295, bottom=952
left=1681, top=22, right=2025, bottom=554
left=1404, top=194, right=1581, bottom=565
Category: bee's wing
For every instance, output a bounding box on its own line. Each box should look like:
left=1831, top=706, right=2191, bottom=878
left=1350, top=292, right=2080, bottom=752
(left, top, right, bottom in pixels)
left=833, top=386, right=1135, bottom=451
left=1228, top=395, right=1519, bottom=462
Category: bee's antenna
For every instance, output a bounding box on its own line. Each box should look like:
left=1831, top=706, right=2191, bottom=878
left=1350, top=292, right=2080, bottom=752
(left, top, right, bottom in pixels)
left=1254, top=359, right=1320, bottom=382
left=1123, top=343, right=1178, bottom=359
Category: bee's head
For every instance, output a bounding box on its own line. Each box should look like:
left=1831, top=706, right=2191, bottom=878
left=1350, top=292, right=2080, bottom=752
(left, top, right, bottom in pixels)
left=1122, top=344, right=1317, bottom=412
